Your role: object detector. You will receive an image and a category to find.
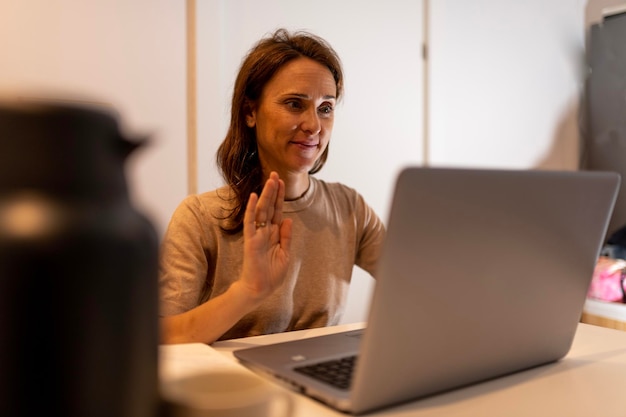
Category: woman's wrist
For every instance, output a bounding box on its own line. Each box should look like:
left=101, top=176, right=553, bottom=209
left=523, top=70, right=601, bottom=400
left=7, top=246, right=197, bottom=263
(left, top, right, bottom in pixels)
left=229, top=279, right=268, bottom=309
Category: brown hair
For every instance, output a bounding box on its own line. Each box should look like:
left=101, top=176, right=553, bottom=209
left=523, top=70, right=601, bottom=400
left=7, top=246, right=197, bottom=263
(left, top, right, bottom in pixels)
left=216, top=28, right=344, bottom=234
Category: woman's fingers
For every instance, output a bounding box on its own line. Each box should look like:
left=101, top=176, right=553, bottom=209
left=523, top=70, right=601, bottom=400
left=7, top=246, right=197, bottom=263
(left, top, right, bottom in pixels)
left=255, top=173, right=279, bottom=225
left=279, top=217, right=293, bottom=250
left=240, top=172, right=292, bottom=300
left=243, top=191, right=259, bottom=239
left=272, top=178, right=285, bottom=226
left=245, top=172, right=286, bottom=237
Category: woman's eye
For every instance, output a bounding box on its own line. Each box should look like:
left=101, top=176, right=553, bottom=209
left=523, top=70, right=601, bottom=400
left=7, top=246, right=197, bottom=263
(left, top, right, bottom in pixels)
left=318, top=104, right=334, bottom=115
left=285, top=100, right=303, bottom=110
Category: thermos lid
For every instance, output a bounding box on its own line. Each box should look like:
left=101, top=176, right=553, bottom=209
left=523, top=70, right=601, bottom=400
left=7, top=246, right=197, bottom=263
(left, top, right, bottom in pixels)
left=0, top=99, right=140, bottom=199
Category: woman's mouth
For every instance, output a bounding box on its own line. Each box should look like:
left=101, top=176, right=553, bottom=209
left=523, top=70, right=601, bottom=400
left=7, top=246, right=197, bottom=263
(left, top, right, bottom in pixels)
left=290, top=141, right=319, bottom=151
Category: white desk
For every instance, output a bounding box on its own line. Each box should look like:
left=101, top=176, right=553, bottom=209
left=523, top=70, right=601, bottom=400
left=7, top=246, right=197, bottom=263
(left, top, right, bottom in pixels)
left=160, top=323, right=626, bottom=417
left=582, top=298, right=626, bottom=331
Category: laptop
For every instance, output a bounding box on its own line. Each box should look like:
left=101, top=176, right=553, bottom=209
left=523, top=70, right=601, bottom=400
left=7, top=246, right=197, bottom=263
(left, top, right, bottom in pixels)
left=234, top=167, right=620, bottom=415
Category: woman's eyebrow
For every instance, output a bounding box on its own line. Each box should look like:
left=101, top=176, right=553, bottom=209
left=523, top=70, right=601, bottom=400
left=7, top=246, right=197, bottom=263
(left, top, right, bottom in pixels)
left=282, top=92, right=336, bottom=100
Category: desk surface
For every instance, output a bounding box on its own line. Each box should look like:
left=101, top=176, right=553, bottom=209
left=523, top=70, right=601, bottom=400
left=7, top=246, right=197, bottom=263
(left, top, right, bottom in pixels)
left=160, top=323, right=626, bottom=417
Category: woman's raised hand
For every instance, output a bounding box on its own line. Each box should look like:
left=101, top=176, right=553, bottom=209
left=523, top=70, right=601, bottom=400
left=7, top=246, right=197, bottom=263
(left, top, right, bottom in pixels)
left=240, top=172, right=293, bottom=301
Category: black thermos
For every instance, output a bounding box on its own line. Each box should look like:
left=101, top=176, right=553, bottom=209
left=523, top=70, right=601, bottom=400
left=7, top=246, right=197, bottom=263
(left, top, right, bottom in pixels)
left=0, top=101, right=160, bottom=417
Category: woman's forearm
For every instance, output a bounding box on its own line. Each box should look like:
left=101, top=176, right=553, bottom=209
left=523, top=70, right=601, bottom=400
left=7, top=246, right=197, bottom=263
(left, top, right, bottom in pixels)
left=159, top=280, right=263, bottom=345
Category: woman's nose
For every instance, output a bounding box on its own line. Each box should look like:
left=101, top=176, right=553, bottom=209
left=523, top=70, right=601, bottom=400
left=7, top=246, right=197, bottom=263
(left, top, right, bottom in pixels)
left=301, top=108, right=321, bottom=135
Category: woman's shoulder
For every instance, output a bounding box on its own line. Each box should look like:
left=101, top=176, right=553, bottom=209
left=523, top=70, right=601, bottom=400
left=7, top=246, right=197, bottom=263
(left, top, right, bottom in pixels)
left=172, top=185, right=235, bottom=220
left=180, top=185, right=232, bottom=204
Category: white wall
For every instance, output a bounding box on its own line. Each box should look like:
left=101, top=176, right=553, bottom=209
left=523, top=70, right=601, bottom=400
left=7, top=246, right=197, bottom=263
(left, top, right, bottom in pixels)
left=429, top=0, right=587, bottom=170
left=0, top=0, right=187, bottom=236
left=195, top=0, right=425, bottom=324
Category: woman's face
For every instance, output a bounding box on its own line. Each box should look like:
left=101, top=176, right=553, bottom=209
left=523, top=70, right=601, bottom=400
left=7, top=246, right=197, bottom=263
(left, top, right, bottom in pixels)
left=246, top=57, right=337, bottom=177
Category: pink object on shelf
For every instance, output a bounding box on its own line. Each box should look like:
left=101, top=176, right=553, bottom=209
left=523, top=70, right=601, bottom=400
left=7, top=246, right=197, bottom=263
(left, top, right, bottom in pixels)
left=588, top=256, right=626, bottom=303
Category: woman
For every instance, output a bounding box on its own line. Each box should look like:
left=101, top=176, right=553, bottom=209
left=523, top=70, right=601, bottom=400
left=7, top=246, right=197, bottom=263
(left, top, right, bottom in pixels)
left=159, top=28, right=386, bottom=344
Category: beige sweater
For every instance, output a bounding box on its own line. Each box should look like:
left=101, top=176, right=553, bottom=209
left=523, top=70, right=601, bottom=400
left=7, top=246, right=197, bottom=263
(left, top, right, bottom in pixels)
left=159, top=176, right=386, bottom=340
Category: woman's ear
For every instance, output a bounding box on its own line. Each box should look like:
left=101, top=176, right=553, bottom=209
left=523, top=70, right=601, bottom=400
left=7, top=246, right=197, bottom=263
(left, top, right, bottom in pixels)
left=244, top=99, right=256, bottom=128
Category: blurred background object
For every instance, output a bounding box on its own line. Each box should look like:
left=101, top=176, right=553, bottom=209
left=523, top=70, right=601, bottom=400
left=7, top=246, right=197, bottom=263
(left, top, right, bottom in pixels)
left=584, top=7, right=626, bottom=243
left=0, top=100, right=160, bottom=417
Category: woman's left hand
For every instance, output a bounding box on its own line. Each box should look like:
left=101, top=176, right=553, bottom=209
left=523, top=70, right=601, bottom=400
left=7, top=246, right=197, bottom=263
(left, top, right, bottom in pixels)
left=239, top=171, right=293, bottom=301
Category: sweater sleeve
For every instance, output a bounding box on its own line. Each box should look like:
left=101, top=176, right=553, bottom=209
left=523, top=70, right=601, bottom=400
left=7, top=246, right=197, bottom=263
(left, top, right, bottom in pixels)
left=354, top=192, right=387, bottom=278
left=158, top=195, right=214, bottom=316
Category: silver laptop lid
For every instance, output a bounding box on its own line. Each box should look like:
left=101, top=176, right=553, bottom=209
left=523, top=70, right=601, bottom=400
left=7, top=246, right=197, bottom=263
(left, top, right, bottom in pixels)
left=351, top=167, right=620, bottom=413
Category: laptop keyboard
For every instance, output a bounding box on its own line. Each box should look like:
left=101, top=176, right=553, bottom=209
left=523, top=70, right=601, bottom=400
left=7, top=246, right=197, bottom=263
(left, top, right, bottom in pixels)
left=294, top=355, right=357, bottom=390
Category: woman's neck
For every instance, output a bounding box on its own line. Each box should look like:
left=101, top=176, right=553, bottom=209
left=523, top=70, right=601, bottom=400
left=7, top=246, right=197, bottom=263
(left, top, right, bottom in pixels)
left=281, top=172, right=310, bottom=201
